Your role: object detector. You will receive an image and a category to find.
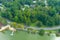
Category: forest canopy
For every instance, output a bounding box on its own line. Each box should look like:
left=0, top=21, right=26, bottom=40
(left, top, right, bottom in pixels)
left=0, top=0, right=60, bottom=27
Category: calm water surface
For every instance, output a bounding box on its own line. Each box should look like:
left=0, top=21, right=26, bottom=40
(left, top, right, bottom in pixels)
left=0, top=31, right=59, bottom=40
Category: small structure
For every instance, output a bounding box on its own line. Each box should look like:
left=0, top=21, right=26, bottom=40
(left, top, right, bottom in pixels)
left=0, top=23, right=4, bottom=29
left=21, top=8, right=25, bottom=11
left=0, top=23, right=3, bottom=26
left=24, top=4, right=30, bottom=8
left=0, top=23, right=3, bottom=27
left=33, top=1, right=37, bottom=3
left=30, top=5, right=36, bottom=8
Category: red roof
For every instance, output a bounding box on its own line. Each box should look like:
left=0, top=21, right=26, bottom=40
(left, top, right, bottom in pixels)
left=0, top=23, right=3, bottom=26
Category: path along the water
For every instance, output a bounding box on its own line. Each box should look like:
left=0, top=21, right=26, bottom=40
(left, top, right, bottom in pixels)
left=26, top=26, right=60, bottom=30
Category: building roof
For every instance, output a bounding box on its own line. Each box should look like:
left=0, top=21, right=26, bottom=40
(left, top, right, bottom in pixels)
left=0, top=23, right=3, bottom=26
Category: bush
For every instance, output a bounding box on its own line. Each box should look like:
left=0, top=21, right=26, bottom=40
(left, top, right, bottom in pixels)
left=10, top=22, right=17, bottom=28
left=35, top=21, right=43, bottom=27
left=17, top=24, right=24, bottom=29
left=58, top=29, right=60, bottom=33
left=27, top=28, right=33, bottom=33
left=10, top=22, right=24, bottom=29
left=31, top=29, right=38, bottom=34
left=38, top=29, right=45, bottom=36
left=0, top=17, right=7, bottom=26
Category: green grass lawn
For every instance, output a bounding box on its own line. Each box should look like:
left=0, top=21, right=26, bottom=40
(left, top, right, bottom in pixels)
left=0, top=31, right=50, bottom=40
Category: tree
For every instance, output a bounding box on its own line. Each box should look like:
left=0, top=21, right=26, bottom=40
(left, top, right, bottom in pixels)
left=0, top=17, right=7, bottom=25
left=0, top=0, right=60, bottom=27
left=35, top=21, right=43, bottom=27
left=39, top=29, right=45, bottom=36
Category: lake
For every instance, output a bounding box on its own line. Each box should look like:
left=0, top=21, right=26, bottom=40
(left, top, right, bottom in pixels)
left=0, top=31, right=59, bottom=40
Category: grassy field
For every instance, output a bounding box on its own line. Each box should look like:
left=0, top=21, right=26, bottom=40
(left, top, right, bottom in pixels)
left=0, top=31, right=51, bottom=40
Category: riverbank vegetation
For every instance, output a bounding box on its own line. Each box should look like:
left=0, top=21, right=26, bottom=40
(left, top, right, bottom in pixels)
left=10, top=22, right=24, bottom=29
left=0, top=17, right=7, bottom=26
left=0, top=0, right=60, bottom=37
left=0, top=1, right=60, bottom=40
left=0, top=0, right=60, bottom=27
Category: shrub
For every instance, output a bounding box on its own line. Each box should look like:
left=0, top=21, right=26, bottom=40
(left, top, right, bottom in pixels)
left=17, top=24, right=24, bottom=29
left=0, top=17, right=7, bottom=26
left=38, top=29, right=45, bottom=36
left=31, top=29, right=38, bottom=34
left=27, top=28, right=33, bottom=33
left=10, top=22, right=24, bottom=29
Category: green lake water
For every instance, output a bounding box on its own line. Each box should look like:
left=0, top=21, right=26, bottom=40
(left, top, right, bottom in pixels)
left=0, top=31, right=55, bottom=40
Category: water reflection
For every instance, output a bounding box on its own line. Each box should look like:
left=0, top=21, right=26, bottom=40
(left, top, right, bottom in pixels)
left=0, top=31, right=60, bottom=40
left=55, top=37, right=60, bottom=40
left=50, top=33, right=56, bottom=40
left=50, top=33, right=60, bottom=40
left=0, top=32, right=10, bottom=40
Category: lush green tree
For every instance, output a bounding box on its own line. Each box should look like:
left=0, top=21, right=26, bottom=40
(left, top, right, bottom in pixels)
left=39, top=29, right=45, bottom=36
left=0, top=17, right=7, bottom=25
left=0, top=0, right=60, bottom=27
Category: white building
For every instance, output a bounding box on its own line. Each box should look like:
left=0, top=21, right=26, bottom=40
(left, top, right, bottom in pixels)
left=21, top=8, right=25, bottom=11
left=33, top=1, right=37, bottom=3
left=24, top=4, right=30, bottom=8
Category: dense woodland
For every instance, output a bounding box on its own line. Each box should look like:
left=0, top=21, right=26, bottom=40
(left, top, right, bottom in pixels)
left=0, top=0, right=60, bottom=27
